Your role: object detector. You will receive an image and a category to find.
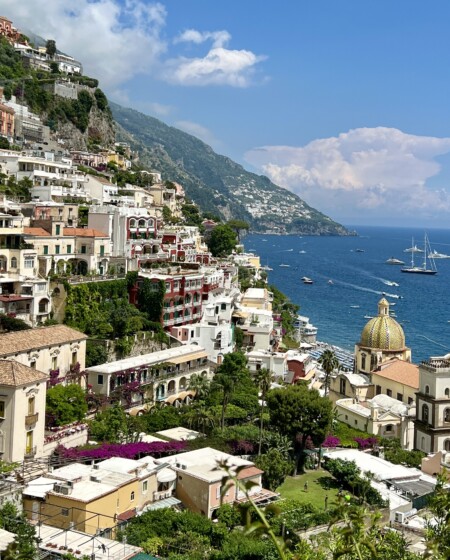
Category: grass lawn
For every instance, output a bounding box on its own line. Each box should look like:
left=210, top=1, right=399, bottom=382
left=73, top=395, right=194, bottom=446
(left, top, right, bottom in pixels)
left=277, top=469, right=341, bottom=510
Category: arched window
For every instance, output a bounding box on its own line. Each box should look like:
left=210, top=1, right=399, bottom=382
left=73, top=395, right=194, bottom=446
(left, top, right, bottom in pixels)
left=425, top=385, right=430, bottom=395
left=445, top=388, right=450, bottom=398
left=129, top=219, right=136, bottom=228
left=445, top=439, right=450, bottom=452
left=10, top=257, right=17, bottom=268
left=138, top=219, right=146, bottom=228
left=444, top=408, right=450, bottom=423
left=422, top=404, right=429, bottom=423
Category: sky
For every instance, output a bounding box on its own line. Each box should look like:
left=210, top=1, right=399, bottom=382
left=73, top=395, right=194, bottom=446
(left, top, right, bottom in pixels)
left=4, top=0, right=450, bottom=227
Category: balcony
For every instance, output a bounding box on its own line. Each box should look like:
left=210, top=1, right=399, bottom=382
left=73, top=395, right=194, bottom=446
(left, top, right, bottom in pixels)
left=24, top=446, right=37, bottom=458
left=25, top=412, right=39, bottom=427
left=153, top=490, right=173, bottom=501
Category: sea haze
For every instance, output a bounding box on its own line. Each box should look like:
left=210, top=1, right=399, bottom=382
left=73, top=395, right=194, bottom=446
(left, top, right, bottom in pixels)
left=243, top=226, right=450, bottom=363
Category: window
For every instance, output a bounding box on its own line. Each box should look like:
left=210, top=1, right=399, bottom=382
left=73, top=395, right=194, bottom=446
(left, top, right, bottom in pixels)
left=72, top=351, right=77, bottom=365
left=422, top=404, right=429, bottom=423
left=386, top=389, right=392, bottom=397
left=376, top=385, right=381, bottom=395
left=55, top=245, right=60, bottom=255
left=0, top=401, right=4, bottom=418
left=425, top=385, right=430, bottom=395
left=10, top=257, right=17, bottom=268
left=385, top=424, right=394, bottom=433
left=354, top=420, right=358, bottom=426
left=55, top=224, right=60, bottom=235
left=339, top=378, right=346, bottom=395
left=130, top=491, right=135, bottom=501
left=61, top=508, right=69, bottom=517
left=444, top=408, right=450, bottom=423
left=52, top=356, right=57, bottom=370
left=38, top=300, right=47, bottom=313
left=24, top=256, right=34, bottom=268
left=143, top=481, right=148, bottom=493
left=445, top=388, right=450, bottom=397
left=43, top=245, right=49, bottom=255
left=28, top=397, right=35, bottom=415
left=361, top=354, right=366, bottom=370
left=445, top=439, right=450, bottom=452
left=100, top=245, right=105, bottom=256
left=397, top=393, right=403, bottom=402
left=67, top=245, right=72, bottom=254
left=408, top=397, right=414, bottom=405
left=98, top=374, right=104, bottom=385
left=30, top=361, right=36, bottom=369
left=81, top=245, right=87, bottom=254
left=216, top=485, right=221, bottom=499
left=345, top=415, right=348, bottom=420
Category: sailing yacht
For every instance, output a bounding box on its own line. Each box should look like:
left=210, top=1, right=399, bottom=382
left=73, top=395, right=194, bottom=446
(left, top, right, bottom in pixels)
left=401, top=234, right=437, bottom=275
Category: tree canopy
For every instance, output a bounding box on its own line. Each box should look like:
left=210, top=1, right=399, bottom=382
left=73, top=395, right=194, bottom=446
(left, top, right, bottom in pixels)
left=206, top=224, right=238, bottom=257
left=46, top=383, right=88, bottom=427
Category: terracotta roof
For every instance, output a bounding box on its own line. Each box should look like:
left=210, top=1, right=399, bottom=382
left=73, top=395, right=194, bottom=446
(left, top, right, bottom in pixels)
left=0, top=325, right=87, bottom=356
left=372, top=359, right=419, bottom=389
left=63, top=227, right=109, bottom=238
left=0, top=360, right=47, bottom=386
left=24, top=227, right=51, bottom=236
left=237, top=466, right=264, bottom=480
left=0, top=295, right=33, bottom=302
left=116, top=508, right=136, bottom=522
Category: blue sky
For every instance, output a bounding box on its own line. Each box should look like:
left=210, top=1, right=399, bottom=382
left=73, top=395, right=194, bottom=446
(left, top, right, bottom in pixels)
left=5, top=0, right=450, bottom=227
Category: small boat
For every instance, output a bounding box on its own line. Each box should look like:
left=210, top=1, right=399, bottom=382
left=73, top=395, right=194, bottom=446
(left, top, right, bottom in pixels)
left=355, top=249, right=365, bottom=253
left=261, top=265, right=273, bottom=271
left=386, top=257, right=405, bottom=265
left=364, top=315, right=374, bottom=319
left=279, top=264, right=290, bottom=268
left=328, top=280, right=334, bottom=285
left=429, top=250, right=450, bottom=259
left=401, top=234, right=437, bottom=275
left=350, top=305, right=360, bottom=309
left=404, top=238, right=424, bottom=253
left=383, top=280, right=400, bottom=287
left=299, top=250, right=307, bottom=254
left=302, top=277, right=313, bottom=284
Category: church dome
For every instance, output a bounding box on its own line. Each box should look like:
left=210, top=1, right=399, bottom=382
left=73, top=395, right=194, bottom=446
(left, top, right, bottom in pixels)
left=360, top=298, right=406, bottom=351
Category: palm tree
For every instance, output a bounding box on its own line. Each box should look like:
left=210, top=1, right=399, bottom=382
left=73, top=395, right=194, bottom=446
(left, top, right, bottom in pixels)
left=188, top=373, right=211, bottom=401
left=213, top=352, right=248, bottom=431
left=254, top=368, right=273, bottom=455
left=318, top=349, right=340, bottom=398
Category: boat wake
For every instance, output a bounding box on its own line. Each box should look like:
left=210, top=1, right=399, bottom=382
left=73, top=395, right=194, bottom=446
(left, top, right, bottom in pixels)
left=331, top=279, right=400, bottom=299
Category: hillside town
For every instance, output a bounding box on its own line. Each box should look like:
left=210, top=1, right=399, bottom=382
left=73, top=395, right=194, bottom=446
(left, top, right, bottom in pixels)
left=0, top=14, right=448, bottom=560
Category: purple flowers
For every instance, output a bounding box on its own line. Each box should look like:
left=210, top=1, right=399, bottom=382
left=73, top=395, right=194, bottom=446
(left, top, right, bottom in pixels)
left=55, top=440, right=186, bottom=461
left=322, top=435, right=341, bottom=448
left=354, top=437, right=378, bottom=449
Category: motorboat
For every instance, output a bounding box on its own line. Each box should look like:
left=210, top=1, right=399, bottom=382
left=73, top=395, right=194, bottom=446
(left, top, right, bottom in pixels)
left=355, top=249, right=365, bottom=253
left=350, top=305, right=360, bottom=309
left=364, top=315, right=373, bottom=319
left=261, top=265, right=273, bottom=271
left=279, top=264, right=290, bottom=268
left=383, top=280, right=400, bottom=287
left=401, top=234, right=437, bottom=275
left=328, top=280, right=334, bottom=285
left=299, top=250, right=307, bottom=254
left=429, top=250, right=450, bottom=259
left=386, top=257, right=405, bottom=265
left=302, top=277, right=313, bottom=284
left=404, top=238, right=424, bottom=253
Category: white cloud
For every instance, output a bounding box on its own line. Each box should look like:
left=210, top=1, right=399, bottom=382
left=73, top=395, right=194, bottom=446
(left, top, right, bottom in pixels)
left=4, top=0, right=167, bottom=89
left=175, top=29, right=231, bottom=49
left=164, top=47, right=266, bottom=87
left=245, top=127, right=450, bottom=219
left=3, top=2, right=266, bottom=89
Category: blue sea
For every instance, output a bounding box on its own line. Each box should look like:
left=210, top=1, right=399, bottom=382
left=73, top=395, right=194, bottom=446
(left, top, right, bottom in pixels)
left=243, top=226, right=450, bottom=363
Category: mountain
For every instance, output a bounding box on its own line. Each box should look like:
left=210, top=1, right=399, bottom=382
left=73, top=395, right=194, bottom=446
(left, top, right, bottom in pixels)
left=111, top=103, right=352, bottom=235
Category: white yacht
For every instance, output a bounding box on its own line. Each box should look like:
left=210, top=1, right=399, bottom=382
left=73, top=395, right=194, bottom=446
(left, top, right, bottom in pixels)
left=385, top=257, right=405, bottom=265
left=429, top=250, right=450, bottom=259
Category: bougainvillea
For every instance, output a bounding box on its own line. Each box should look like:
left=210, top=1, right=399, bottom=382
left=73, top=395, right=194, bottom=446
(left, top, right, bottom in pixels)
left=322, top=435, right=341, bottom=448
left=354, top=437, right=378, bottom=449
left=55, top=440, right=186, bottom=461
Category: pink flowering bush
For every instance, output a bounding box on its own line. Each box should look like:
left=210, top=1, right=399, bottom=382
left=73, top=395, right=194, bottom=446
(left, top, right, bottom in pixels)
left=55, top=440, right=186, bottom=461
left=354, top=437, right=378, bottom=449
left=322, top=435, right=341, bottom=448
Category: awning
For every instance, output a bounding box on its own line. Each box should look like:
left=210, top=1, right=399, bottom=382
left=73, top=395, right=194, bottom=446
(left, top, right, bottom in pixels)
left=157, top=468, right=177, bottom=483
left=168, top=351, right=207, bottom=364
left=175, top=390, right=195, bottom=401
left=117, top=508, right=136, bottom=521
left=138, top=496, right=181, bottom=513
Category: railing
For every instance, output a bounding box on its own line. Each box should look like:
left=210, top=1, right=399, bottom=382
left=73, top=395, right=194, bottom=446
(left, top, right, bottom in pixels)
left=153, top=490, right=173, bottom=501
left=25, top=413, right=39, bottom=427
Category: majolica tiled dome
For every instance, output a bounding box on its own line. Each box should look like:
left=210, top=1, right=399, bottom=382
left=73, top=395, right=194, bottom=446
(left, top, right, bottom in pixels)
left=360, top=298, right=405, bottom=351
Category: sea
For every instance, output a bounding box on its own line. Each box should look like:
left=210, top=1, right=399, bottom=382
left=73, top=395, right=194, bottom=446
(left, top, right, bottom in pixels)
left=243, top=225, right=450, bottom=363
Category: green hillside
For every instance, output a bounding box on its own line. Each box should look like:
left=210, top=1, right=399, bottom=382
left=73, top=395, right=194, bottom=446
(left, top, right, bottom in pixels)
left=111, top=103, right=351, bottom=235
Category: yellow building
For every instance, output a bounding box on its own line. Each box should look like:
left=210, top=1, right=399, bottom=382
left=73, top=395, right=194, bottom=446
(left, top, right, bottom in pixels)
left=23, top=456, right=177, bottom=537
left=355, top=298, right=411, bottom=375
left=371, top=359, right=418, bottom=405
